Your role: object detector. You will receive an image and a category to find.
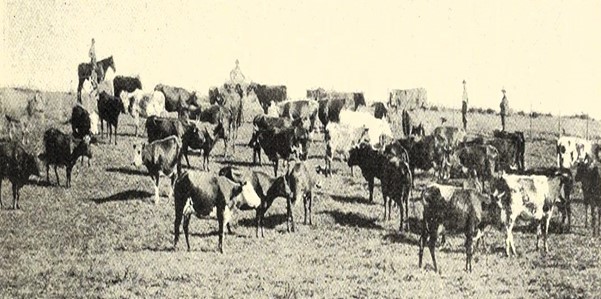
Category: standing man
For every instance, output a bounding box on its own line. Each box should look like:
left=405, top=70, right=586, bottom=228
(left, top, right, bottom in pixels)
left=89, top=38, right=100, bottom=90
left=461, top=80, right=468, bottom=130
left=500, top=88, right=509, bottom=131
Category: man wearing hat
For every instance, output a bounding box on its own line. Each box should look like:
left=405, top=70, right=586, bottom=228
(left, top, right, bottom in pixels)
left=461, top=80, right=468, bottom=130
left=500, top=88, right=509, bottom=131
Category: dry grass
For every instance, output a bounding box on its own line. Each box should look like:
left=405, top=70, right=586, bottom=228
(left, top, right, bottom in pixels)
left=1, top=87, right=601, bottom=298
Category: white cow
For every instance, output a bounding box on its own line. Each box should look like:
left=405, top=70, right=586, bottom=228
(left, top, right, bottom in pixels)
left=339, top=110, right=393, bottom=147
left=121, top=89, right=168, bottom=137
left=556, top=136, right=595, bottom=168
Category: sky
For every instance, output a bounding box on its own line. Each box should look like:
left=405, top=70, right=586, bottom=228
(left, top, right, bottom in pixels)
left=1, top=0, right=600, bottom=117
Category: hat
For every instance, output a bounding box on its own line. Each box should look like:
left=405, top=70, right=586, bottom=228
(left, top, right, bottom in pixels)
left=501, top=88, right=506, bottom=93
left=462, top=80, right=466, bottom=84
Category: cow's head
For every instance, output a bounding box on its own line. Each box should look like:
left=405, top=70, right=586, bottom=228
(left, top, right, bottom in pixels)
left=132, top=143, right=145, bottom=167
left=293, top=126, right=310, bottom=160
left=557, top=140, right=578, bottom=169
left=347, top=142, right=370, bottom=167
left=73, top=135, right=93, bottom=160
left=24, top=151, right=41, bottom=179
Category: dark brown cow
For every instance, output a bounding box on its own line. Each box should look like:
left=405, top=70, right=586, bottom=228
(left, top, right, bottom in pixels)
left=38, top=129, right=92, bottom=188
left=247, top=83, right=287, bottom=114
left=0, top=140, right=40, bottom=209
left=154, top=84, right=198, bottom=112
left=98, top=91, right=125, bottom=145
left=113, top=75, right=142, bottom=98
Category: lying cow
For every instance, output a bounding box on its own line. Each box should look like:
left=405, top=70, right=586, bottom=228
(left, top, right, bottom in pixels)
left=173, top=170, right=262, bottom=253
left=490, top=171, right=572, bottom=256
left=132, top=135, right=182, bottom=205
left=419, top=184, right=498, bottom=273
left=0, top=140, right=40, bottom=209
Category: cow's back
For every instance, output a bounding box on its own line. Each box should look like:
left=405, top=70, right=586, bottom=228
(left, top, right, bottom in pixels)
left=175, top=171, right=219, bottom=216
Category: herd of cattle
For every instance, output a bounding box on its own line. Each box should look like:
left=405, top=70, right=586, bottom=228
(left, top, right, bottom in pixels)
left=2, top=74, right=601, bottom=273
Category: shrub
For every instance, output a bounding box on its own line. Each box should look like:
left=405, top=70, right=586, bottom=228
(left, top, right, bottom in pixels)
left=485, top=108, right=495, bottom=114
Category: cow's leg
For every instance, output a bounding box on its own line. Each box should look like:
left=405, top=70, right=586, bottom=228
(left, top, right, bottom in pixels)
left=11, top=183, right=18, bottom=209
left=255, top=209, right=261, bottom=238
left=174, top=197, right=185, bottom=250
left=183, top=213, right=191, bottom=251
left=398, top=198, right=404, bottom=231
left=154, top=174, right=160, bottom=205
left=46, top=164, right=50, bottom=183
left=543, top=213, right=552, bottom=253
left=368, top=178, right=375, bottom=202
left=418, top=220, right=427, bottom=268
left=114, top=124, right=118, bottom=145
left=465, top=231, right=474, bottom=272
left=592, top=205, right=598, bottom=237
left=183, top=147, right=191, bottom=168
left=307, top=192, right=313, bottom=225
left=274, top=160, right=279, bottom=177
left=0, top=182, right=3, bottom=209
left=217, top=207, right=225, bottom=253
left=286, top=196, right=295, bottom=233
left=54, top=166, right=60, bottom=186
left=505, top=220, right=517, bottom=257
left=428, top=223, right=439, bottom=272
left=205, top=154, right=210, bottom=172
left=585, top=201, right=589, bottom=228
left=169, top=174, right=176, bottom=200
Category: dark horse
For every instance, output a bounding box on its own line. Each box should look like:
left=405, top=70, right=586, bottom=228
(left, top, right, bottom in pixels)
left=77, top=56, right=116, bottom=102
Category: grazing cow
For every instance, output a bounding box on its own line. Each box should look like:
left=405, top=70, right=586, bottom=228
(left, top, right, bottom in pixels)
left=493, top=130, right=526, bottom=171
left=154, top=84, right=198, bottom=113
left=113, top=75, right=142, bottom=98
left=98, top=91, right=125, bottom=145
left=490, top=172, right=572, bottom=256
left=0, top=141, right=40, bottom=209
left=556, top=136, right=597, bottom=169
left=69, top=104, right=92, bottom=139
left=575, top=162, right=601, bottom=235
left=402, top=109, right=413, bottom=137
left=419, top=184, right=498, bottom=272
left=173, top=171, right=262, bottom=253
left=247, top=83, right=288, bottom=114
left=38, top=129, right=92, bottom=187
left=218, top=166, right=292, bottom=237
left=132, top=135, right=182, bottom=205
left=253, top=125, right=310, bottom=176
left=181, top=121, right=225, bottom=171
left=122, top=90, right=168, bottom=137
left=277, top=99, right=319, bottom=132
left=145, top=115, right=187, bottom=143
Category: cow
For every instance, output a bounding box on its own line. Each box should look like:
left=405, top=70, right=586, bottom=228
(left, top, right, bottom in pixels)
left=339, top=110, right=393, bottom=147
left=284, top=161, right=316, bottom=232
left=4, top=115, right=32, bottom=145
left=247, top=83, right=287, bottom=114
left=412, top=123, right=426, bottom=137
left=181, top=121, right=226, bottom=171
left=113, top=75, right=142, bottom=99
left=511, top=167, right=574, bottom=232
left=173, top=170, right=262, bottom=253
left=419, top=184, right=499, bottom=272
left=380, top=155, right=413, bottom=231
left=209, top=84, right=243, bottom=154
left=253, top=125, right=310, bottom=176
left=323, top=122, right=365, bottom=176
left=249, top=115, right=293, bottom=166
left=154, top=84, right=198, bottom=113
left=145, top=115, right=187, bottom=143
left=454, top=144, right=499, bottom=186
left=277, top=99, right=319, bottom=132
left=433, top=126, right=466, bottom=150
left=490, top=171, right=572, bottom=256
left=218, top=166, right=293, bottom=237
left=315, top=93, right=367, bottom=128
left=122, top=90, right=168, bottom=137
left=98, top=91, right=125, bottom=145
left=132, top=135, right=182, bottom=205
left=372, top=102, right=387, bottom=119
left=0, top=141, right=40, bottom=209
left=394, top=136, right=448, bottom=181
left=575, top=161, right=601, bottom=235
left=493, top=130, right=526, bottom=171
left=556, top=136, right=597, bottom=169
left=38, top=129, right=92, bottom=188
left=69, top=104, right=92, bottom=139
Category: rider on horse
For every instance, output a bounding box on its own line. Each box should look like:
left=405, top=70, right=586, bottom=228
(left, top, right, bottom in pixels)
left=89, top=38, right=103, bottom=90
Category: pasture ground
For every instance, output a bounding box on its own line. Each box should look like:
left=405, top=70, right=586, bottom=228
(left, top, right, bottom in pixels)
left=1, top=87, right=601, bottom=298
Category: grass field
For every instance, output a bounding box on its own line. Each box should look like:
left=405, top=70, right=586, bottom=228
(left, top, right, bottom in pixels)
left=1, top=87, right=601, bottom=298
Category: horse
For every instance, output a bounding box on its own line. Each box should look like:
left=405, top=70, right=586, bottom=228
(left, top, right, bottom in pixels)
left=77, top=56, right=116, bottom=102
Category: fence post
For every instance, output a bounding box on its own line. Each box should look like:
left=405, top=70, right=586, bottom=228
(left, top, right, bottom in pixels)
left=529, top=103, right=533, bottom=140
left=558, top=110, right=561, bottom=137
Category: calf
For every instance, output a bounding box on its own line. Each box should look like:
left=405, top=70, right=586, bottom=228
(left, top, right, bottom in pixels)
left=490, top=172, right=571, bottom=256
left=98, top=91, right=125, bottom=145
left=132, top=135, right=182, bottom=205
left=419, top=184, right=498, bottom=272
left=575, top=161, right=601, bottom=236
left=39, top=128, right=92, bottom=188
left=0, top=141, right=40, bottom=209
left=181, top=121, right=225, bottom=171
left=173, top=171, right=262, bottom=253
left=70, top=104, right=92, bottom=139
left=218, top=166, right=293, bottom=237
